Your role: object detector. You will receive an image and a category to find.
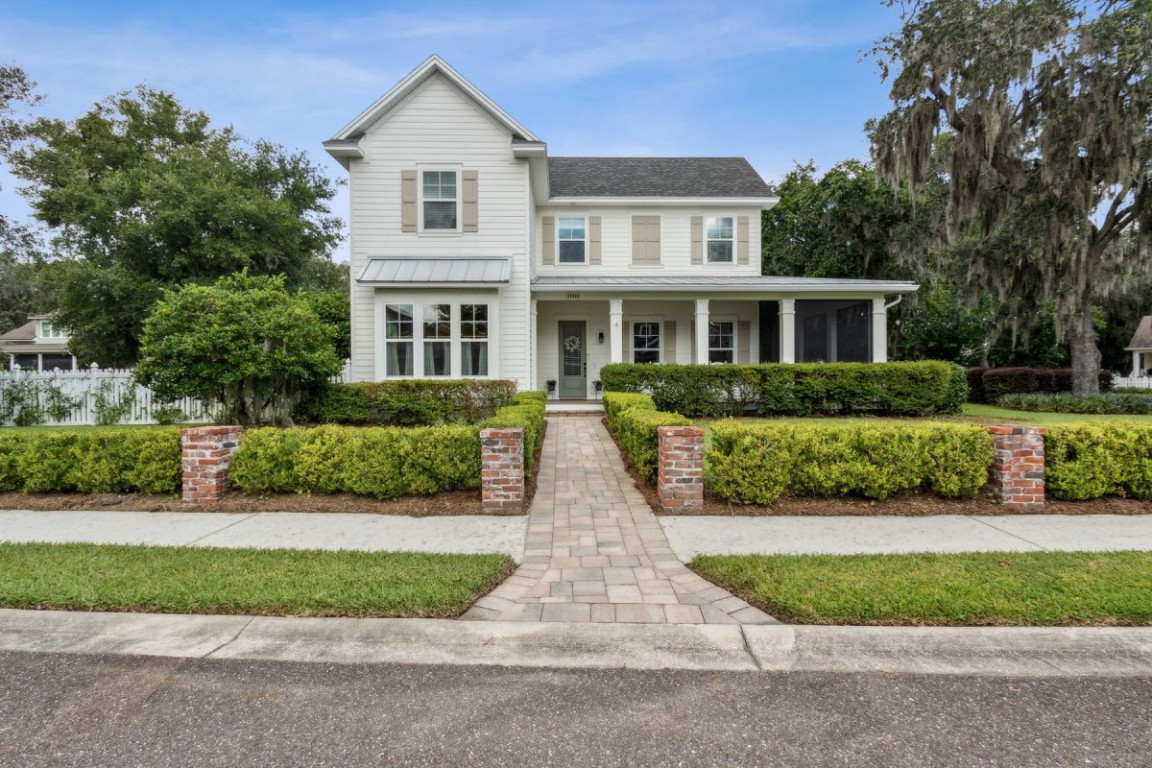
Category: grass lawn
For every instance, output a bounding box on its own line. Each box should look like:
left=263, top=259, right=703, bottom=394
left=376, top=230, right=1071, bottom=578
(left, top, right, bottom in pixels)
left=0, top=542, right=513, bottom=618
left=692, top=551, right=1152, bottom=626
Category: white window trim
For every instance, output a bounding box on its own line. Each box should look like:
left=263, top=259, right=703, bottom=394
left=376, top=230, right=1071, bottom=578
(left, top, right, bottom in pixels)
left=705, top=214, right=736, bottom=265
left=707, top=315, right=737, bottom=364
left=417, top=164, right=463, bottom=235
left=556, top=215, right=588, bottom=265
left=39, top=321, right=67, bottom=340
left=374, top=293, right=499, bottom=380
left=630, top=317, right=663, bottom=364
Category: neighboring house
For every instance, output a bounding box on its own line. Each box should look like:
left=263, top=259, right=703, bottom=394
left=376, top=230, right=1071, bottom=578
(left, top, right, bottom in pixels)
left=1, top=315, right=76, bottom=372
left=1126, top=315, right=1152, bottom=376
left=324, top=56, right=918, bottom=397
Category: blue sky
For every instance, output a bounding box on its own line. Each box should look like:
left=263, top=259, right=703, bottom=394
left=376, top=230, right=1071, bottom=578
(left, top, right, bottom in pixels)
left=0, top=0, right=906, bottom=261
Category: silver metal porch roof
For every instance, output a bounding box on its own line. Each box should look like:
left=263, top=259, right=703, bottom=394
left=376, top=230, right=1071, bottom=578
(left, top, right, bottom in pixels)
left=358, top=257, right=511, bottom=284
left=531, top=275, right=919, bottom=293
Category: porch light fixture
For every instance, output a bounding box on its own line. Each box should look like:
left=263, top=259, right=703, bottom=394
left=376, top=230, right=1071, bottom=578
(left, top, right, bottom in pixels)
left=597, top=331, right=605, bottom=344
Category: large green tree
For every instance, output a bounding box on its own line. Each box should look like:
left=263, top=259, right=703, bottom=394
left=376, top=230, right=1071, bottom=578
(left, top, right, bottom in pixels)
left=5, top=87, right=344, bottom=366
left=135, top=272, right=342, bottom=426
left=870, top=0, right=1152, bottom=394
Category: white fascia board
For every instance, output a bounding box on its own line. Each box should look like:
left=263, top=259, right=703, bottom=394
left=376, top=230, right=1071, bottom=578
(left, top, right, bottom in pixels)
left=530, top=282, right=920, bottom=294
left=331, top=55, right=540, bottom=142
left=544, top=196, right=780, bottom=208
left=356, top=281, right=508, bottom=289
left=322, top=140, right=365, bottom=168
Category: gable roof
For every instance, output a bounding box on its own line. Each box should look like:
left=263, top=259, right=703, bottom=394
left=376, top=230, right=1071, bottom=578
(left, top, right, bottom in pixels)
left=328, top=55, right=540, bottom=144
left=0, top=319, right=37, bottom=342
left=1127, top=315, right=1152, bottom=350
left=547, top=157, right=774, bottom=198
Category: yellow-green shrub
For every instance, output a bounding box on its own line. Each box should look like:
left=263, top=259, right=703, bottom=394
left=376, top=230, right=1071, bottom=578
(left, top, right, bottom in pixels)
left=0, top=429, right=181, bottom=494
left=603, top=391, right=656, bottom=422
left=708, top=421, right=993, bottom=504
left=479, top=391, right=547, bottom=473
left=1045, top=424, right=1152, bottom=501
left=603, top=392, right=691, bottom=481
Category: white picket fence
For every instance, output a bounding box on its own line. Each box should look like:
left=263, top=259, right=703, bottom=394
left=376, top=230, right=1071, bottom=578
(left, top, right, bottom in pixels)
left=1113, top=374, right=1152, bottom=390
left=0, top=360, right=354, bottom=427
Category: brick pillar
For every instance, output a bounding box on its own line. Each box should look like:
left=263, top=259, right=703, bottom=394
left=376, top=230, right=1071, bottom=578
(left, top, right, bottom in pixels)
left=657, top=426, right=704, bottom=510
left=181, top=426, right=245, bottom=504
left=481, top=427, right=524, bottom=509
left=986, top=426, right=1046, bottom=509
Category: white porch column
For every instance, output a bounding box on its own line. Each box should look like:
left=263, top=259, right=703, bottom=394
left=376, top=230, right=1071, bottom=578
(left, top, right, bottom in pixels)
left=871, top=298, right=888, bottom=363
left=694, top=299, right=710, bottom=364
left=780, top=299, right=796, bottom=363
left=609, top=298, right=624, bottom=364
left=1135, top=351, right=1143, bottom=376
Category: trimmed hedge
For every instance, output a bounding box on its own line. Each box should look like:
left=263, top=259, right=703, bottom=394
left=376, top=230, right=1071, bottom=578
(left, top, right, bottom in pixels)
left=1045, top=424, right=1152, bottom=501
left=707, top=421, right=993, bottom=504
left=600, top=362, right=966, bottom=418
left=997, top=392, right=1152, bottom=415
left=479, top=391, right=547, bottom=473
left=0, top=428, right=181, bottom=494
left=603, top=392, right=691, bottom=482
left=232, top=390, right=547, bottom=498
left=970, top=367, right=1114, bottom=403
left=231, top=424, right=482, bottom=498
left=297, top=379, right=518, bottom=425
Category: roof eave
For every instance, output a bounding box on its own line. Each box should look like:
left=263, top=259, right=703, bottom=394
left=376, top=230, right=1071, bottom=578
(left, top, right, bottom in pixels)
left=544, top=196, right=779, bottom=208
left=530, top=280, right=920, bottom=294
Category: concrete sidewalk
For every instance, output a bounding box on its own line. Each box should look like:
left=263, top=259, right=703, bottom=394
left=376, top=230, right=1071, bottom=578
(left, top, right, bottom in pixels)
left=2, top=608, right=1151, bottom=677
left=0, top=510, right=527, bottom=558
left=661, top=513, right=1152, bottom=560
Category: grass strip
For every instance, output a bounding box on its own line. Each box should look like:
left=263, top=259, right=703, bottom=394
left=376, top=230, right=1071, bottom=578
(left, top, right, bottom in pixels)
left=691, top=551, right=1152, bottom=626
left=0, top=542, right=514, bottom=618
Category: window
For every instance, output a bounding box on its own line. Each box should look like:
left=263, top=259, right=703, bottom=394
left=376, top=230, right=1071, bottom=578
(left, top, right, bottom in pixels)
left=633, top=322, right=661, bottom=364
left=706, top=216, right=734, bottom=263
left=384, top=304, right=414, bottom=376
left=708, top=321, right=735, bottom=363
left=461, top=304, right=489, bottom=376
left=558, top=217, right=586, bottom=264
left=39, top=321, right=66, bottom=339
left=422, top=170, right=458, bottom=230
left=423, top=304, right=451, bottom=376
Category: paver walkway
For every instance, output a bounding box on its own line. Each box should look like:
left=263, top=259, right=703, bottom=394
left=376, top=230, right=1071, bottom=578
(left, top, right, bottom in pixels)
left=463, top=416, right=777, bottom=625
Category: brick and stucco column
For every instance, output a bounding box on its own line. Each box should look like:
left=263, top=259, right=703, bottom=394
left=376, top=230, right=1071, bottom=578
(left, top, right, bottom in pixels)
left=986, top=426, right=1046, bottom=509
left=481, top=427, right=524, bottom=509
left=657, top=426, right=704, bottom=510
left=181, top=426, right=245, bottom=504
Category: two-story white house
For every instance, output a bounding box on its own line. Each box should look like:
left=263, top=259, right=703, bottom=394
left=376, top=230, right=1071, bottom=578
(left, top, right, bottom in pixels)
left=325, top=56, right=918, bottom=398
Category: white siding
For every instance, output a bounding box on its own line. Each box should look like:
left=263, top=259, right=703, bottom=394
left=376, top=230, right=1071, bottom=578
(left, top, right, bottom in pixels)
left=346, top=74, right=532, bottom=386
left=534, top=206, right=764, bottom=277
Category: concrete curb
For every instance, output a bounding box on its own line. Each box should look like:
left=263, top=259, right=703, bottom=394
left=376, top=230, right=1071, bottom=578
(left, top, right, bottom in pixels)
left=2, top=609, right=1151, bottom=677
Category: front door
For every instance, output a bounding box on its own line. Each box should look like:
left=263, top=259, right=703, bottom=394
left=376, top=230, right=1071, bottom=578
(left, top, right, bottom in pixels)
left=558, top=320, right=586, bottom=399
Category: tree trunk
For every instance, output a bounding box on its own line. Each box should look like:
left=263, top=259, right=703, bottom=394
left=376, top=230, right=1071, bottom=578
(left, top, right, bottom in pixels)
left=1070, top=304, right=1100, bottom=395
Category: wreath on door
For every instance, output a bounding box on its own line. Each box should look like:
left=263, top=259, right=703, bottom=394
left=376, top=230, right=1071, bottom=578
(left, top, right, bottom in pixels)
left=564, top=335, right=581, bottom=353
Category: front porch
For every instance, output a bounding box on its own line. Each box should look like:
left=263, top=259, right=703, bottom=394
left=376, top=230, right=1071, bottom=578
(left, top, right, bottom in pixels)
left=531, top=291, right=905, bottom=398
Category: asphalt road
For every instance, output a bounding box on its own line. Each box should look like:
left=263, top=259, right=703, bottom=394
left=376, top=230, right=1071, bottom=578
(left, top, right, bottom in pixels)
left=1, top=651, right=1149, bottom=767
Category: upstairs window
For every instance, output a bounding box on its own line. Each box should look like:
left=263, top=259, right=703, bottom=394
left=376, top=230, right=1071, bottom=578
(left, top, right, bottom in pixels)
left=39, top=321, right=67, bottom=339
left=422, top=170, right=458, bottom=230
left=558, top=217, right=586, bottom=264
left=706, top=216, right=734, bottom=263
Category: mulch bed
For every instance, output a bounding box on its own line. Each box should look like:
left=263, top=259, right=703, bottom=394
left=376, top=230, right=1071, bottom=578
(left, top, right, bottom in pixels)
left=600, top=418, right=1152, bottom=517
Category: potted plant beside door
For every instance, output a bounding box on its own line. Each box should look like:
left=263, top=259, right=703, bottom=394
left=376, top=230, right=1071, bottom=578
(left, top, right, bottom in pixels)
left=546, top=379, right=557, bottom=399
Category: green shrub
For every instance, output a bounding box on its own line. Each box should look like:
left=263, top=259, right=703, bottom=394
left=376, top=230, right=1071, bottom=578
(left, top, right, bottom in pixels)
left=231, top=424, right=483, bottom=499
left=480, top=391, right=547, bottom=474
left=602, top=391, right=691, bottom=481
left=707, top=421, right=993, bottom=504
left=599, top=362, right=964, bottom=417
left=297, top=379, right=518, bottom=426
left=997, top=392, right=1152, bottom=415
left=0, top=429, right=181, bottom=494
left=1044, top=424, right=1152, bottom=501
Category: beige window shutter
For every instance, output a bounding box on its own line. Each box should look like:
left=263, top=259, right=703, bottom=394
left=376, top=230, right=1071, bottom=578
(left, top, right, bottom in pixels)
left=589, top=216, right=602, bottom=265
left=664, top=320, right=676, bottom=363
left=632, top=216, right=660, bottom=265
left=401, top=170, right=418, bottom=232
left=737, top=215, right=750, bottom=265
left=631, top=217, right=645, bottom=265
left=462, top=170, right=479, bottom=232
left=542, top=216, right=555, bottom=265
left=737, top=320, right=751, bottom=363
left=647, top=216, right=661, bottom=264
left=623, top=321, right=632, bottom=362
left=691, top=216, right=703, bottom=265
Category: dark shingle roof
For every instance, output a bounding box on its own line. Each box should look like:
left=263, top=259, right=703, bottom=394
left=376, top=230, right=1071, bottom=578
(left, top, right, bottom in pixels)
left=1127, top=315, right=1152, bottom=350
left=547, top=157, right=774, bottom=198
